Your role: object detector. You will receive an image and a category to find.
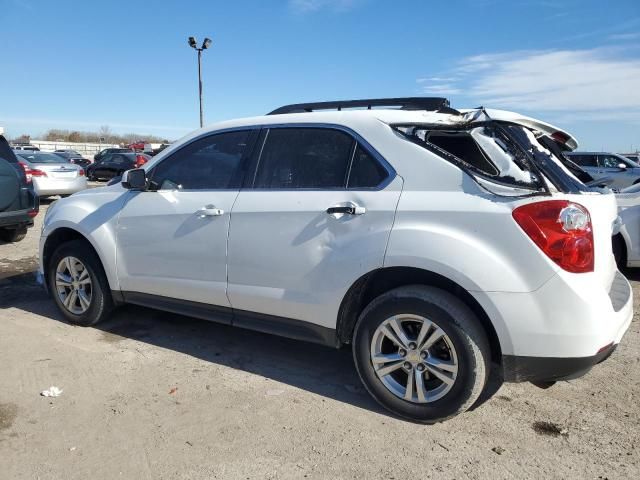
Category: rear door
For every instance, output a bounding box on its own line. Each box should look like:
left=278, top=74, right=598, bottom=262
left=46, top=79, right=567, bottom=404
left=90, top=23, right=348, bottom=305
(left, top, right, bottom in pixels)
left=227, top=126, right=402, bottom=331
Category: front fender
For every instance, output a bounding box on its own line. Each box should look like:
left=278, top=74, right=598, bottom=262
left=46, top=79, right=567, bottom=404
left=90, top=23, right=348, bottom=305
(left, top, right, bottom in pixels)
left=41, top=189, right=130, bottom=290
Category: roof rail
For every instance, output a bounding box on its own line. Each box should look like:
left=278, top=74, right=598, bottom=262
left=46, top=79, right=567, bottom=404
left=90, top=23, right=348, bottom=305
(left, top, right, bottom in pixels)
left=267, top=97, right=457, bottom=115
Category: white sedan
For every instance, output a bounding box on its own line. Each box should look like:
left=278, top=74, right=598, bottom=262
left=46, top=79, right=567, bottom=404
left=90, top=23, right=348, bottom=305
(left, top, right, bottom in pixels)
left=14, top=151, right=87, bottom=198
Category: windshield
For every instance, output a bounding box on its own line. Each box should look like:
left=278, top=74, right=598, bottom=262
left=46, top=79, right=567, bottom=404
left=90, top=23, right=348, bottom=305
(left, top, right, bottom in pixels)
left=393, top=120, right=588, bottom=196
left=16, top=152, right=71, bottom=164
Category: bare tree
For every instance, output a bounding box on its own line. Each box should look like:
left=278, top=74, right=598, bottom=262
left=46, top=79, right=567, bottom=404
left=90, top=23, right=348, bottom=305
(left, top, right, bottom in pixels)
left=99, top=125, right=112, bottom=142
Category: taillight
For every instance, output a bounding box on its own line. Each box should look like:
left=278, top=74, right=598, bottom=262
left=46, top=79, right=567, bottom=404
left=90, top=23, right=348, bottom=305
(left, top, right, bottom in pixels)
left=551, top=131, right=570, bottom=145
left=28, top=209, right=38, bottom=218
left=512, top=200, right=594, bottom=273
left=135, top=155, right=148, bottom=168
left=79, top=168, right=85, bottom=176
left=19, top=161, right=47, bottom=183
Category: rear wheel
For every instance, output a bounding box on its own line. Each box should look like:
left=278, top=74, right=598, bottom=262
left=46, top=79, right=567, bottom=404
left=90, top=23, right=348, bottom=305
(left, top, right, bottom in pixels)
left=352, top=285, right=490, bottom=423
left=47, top=240, right=113, bottom=326
left=0, top=226, right=27, bottom=243
left=612, top=234, right=627, bottom=270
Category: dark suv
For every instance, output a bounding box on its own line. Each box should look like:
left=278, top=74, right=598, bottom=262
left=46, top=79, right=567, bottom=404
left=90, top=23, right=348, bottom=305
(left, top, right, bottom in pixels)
left=0, top=135, right=39, bottom=242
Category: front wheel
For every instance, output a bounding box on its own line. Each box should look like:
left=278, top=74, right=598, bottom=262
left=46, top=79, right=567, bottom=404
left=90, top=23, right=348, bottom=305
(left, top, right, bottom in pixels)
left=352, top=285, right=490, bottom=423
left=47, top=239, right=114, bottom=326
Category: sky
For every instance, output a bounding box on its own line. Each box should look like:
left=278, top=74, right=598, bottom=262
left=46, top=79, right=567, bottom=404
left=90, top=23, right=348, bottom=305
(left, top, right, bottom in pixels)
left=0, top=0, right=639, bottom=151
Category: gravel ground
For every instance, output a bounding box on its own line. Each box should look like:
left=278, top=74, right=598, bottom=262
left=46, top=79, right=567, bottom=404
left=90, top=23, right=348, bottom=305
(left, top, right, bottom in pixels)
left=1, top=196, right=639, bottom=479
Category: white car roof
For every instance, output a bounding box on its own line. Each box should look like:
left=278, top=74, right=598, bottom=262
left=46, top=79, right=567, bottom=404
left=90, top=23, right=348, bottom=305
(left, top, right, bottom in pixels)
left=152, top=106, right=578, bottom=166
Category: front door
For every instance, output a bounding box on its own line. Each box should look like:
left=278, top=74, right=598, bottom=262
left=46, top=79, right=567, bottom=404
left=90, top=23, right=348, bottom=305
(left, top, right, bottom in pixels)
left=116, top=129, right=255, bottom=308
left=227, top=126, right=402, bottom=330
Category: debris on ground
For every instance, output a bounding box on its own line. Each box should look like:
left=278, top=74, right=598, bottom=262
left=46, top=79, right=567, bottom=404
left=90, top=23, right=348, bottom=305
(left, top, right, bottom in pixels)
left=532, top=421, right=569, bottom=437
left=40, top=386, right=63, bottom=397
left=168, top=387, right=178, bottom=395
left=492, top=446, right=505, bottom=455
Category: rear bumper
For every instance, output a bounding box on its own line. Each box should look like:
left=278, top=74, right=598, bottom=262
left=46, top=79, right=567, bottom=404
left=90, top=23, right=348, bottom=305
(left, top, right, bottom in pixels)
left=33, top=177, right=87, bottom=196
left=502, top=343, right=617, bottom=382
left=0, top=209, right=36, bottom=229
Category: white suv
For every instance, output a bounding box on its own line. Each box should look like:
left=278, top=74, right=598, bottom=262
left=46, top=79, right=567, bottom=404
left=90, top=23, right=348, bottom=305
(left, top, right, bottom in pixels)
left=39, top=98, right=632, bottom=423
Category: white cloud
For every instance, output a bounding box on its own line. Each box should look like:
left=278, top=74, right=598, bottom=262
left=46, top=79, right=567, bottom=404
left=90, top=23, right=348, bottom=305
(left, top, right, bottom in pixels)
left=420, top=47, right=640, bottom=121
left=288, top=0, right=362, bottom=13
left=609, top=32, right=640, bottom=41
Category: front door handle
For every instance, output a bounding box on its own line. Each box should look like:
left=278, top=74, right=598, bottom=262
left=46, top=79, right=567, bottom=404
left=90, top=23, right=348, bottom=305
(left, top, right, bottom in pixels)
left=326, top=203, right=366, bottom=216
left=198, top=205, right=224, bottom=217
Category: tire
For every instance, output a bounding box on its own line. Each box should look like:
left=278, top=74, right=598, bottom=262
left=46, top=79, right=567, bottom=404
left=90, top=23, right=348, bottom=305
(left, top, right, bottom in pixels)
left=352, top=285, right=490, bottom=423
left=0, top=226, right=27, bottom=243
left=47, top=239, right=114, bottom=326
left=612, top=235, right=627, bottom=270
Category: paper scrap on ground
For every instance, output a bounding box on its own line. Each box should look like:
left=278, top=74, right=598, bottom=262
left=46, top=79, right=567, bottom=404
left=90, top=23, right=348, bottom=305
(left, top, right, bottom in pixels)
left=40, top=386, right=63, bottom=397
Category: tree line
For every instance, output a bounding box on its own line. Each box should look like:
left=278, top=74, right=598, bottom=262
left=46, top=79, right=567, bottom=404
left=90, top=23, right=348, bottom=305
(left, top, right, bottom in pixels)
left=11, top=125, right=169, bottom=145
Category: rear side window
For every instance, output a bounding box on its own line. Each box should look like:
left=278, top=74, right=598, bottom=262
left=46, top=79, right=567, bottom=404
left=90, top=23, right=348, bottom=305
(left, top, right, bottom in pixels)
left=151, top=130, right=250, bottom=190
left=254, top=128, right=353, bottom=189
left=426, top=131, right=498, bottom=175
left=348, top=145, right=389, bottom=188
left=570, top=154, right=597, bottom=167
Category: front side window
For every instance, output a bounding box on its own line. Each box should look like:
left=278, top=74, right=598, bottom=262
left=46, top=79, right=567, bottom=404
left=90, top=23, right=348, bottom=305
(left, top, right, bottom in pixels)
left=253, top=128, right=354, bottom=189
left=600, top=155, right=627, bottom=169
left=150, top=130, right=250, bottom=190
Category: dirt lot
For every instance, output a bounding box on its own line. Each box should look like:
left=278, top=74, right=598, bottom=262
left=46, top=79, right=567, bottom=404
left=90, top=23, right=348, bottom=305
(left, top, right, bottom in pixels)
left=1, top=197, right=639, bottom=480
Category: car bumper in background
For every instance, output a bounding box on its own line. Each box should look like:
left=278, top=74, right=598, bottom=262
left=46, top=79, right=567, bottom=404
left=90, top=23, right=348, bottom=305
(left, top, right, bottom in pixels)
left=33, top=177, right=87, bottom=196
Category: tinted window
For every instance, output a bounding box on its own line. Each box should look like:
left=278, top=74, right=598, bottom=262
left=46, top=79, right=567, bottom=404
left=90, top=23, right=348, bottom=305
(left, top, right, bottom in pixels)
left=151, top=130, right=250, bottom=190
left=570, top=154, right=597, bottom=167
left=600, top=155, right=627, bottom=169
left=254, top=128, right=354, bottom=189
left=348, top=145, right=388, bottom=188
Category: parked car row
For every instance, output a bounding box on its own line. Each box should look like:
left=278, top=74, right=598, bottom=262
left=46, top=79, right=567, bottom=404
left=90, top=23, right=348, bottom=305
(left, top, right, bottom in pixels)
left=38, top=97, right=632, bottom=424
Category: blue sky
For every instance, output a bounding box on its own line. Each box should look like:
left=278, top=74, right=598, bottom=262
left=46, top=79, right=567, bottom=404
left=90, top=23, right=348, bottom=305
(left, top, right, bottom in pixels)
left=0, top=0, right=639, bottom=151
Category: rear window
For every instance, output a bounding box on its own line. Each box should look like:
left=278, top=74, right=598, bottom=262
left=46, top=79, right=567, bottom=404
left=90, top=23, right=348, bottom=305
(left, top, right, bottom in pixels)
left=16, top=152, right=69, bottom=164
left=394, top=121, right=588, bottom=195
left=395, top=124, right=540, bottom=193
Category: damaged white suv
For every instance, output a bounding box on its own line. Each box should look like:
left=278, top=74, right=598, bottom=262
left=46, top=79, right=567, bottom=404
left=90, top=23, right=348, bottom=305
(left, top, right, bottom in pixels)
left=39, top=98, right=632, bottom=423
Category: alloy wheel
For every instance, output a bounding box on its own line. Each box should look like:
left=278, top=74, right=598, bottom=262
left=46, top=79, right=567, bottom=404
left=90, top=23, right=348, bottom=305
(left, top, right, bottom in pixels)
left=55, top=256, right=93, bottom=315
left=370, top=314, right=458, bottom=403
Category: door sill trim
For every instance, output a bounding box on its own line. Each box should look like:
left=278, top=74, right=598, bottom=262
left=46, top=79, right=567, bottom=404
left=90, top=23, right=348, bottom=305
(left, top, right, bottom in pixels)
left=121, top=291, right=338, bottom=348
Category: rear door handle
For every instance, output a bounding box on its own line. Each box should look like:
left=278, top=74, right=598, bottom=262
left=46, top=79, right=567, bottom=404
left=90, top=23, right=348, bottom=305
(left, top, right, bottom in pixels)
left=198, top=205, right=224, bottom=217
left=326, top=203, right=366, bottom=216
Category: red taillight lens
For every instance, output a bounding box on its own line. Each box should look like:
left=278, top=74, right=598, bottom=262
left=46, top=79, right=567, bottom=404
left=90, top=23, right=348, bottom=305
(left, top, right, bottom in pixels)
left=512, top=200, right=594, bottom=273
left=135, top=155, right=148, bottom=168
left=79, top=168, right=85, bottom=176
left=19, top=161, right=47, bottom=182
left=28, top=209, right=38, bottom=218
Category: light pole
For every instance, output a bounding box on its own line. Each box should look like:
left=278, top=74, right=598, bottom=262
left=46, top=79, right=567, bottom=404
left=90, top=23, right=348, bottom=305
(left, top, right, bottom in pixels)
left=188, top=36, right=212, bottom=128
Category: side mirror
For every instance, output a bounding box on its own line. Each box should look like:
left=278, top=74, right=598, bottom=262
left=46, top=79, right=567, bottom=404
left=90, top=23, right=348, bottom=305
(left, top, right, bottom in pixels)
left=121, top=168, right=147, bottom=190
left=618, top=163, right=628, bottom=170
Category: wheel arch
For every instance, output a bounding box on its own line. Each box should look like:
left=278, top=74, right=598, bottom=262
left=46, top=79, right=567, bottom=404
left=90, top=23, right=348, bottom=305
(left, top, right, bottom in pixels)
left=43, top=227, right=117, bottom=296
left=336, top=266, right=502, bottom=363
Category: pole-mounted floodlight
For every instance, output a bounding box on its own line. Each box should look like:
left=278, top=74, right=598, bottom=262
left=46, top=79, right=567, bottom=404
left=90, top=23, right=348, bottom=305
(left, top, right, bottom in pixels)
left=187, top=36, right=213, bottom=128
